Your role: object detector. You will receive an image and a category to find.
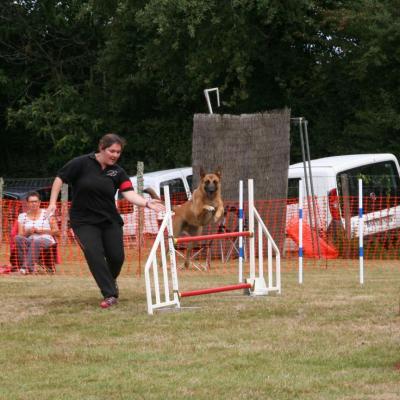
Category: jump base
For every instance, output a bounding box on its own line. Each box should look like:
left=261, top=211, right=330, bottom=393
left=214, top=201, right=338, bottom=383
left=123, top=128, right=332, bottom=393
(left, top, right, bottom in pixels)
left=246, top=277, right=269, bottom=296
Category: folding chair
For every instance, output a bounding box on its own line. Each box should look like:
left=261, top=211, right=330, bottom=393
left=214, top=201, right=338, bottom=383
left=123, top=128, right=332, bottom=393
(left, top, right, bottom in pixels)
left=174, top=236, right=212, bottom=271
left=218, top=206, right=247, bottom=263
left=9, top=220, right=60, bottom=273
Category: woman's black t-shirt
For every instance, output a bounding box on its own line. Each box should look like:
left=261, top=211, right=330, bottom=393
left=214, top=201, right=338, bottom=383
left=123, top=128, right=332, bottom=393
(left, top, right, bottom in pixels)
left=57, top=153, right=133, bottom=228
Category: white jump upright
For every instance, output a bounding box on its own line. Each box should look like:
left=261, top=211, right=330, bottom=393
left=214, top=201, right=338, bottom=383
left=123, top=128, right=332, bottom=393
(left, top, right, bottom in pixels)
left=247, top=179, right=281, bottom=295
left=238, top=180, right=244, bottom=283
left=298, top=179, right=303, bottom=284
left=144, top=185, right=181, bottom=315
left=358, top=178, right=364, bottom=285
left=144, top=179, right=281, bottom=315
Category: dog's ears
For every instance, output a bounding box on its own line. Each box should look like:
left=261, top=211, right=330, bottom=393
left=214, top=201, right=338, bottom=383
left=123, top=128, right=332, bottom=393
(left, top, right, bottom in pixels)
left=199, top=166, right=222, bottom=178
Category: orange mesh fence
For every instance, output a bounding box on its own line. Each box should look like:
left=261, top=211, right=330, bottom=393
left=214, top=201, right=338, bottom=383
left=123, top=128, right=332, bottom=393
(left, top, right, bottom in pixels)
left=285, top=195, right=400, bottom=263
left=1, top=194, right=400, bottom=277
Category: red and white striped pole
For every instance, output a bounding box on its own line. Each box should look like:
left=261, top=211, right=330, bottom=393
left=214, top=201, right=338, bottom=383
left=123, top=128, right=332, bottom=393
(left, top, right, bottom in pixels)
left=174, top=230, right=252, bottom=245
left=238, top=180, right=244, bottom=283
left=178, top=283, right=253, bottom=298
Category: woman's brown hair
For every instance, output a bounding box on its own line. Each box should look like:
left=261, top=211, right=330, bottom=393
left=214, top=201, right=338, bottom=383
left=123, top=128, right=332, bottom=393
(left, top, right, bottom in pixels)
left=98, top=133, right=126, bottom=151
left=26, top=191, right=40, bottom=201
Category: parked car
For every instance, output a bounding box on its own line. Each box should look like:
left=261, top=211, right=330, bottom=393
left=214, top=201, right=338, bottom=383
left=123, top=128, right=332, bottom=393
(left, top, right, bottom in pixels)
left=129, top=167, right=192, bottom=200
left=286, top=153, right=400, bottom=246
left=3, top=185, right=53, bottom=201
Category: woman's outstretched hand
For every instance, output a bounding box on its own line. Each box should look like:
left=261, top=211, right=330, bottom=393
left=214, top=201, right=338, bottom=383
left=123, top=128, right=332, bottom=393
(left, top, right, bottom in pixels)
left=147, top=199, right=165, bottom=213
left=45, top=204, right=57, bottom=219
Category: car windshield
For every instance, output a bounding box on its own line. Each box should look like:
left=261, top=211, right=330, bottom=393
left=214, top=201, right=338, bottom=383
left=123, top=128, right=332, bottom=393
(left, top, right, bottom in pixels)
left=337, top=161, right=400, bottom=216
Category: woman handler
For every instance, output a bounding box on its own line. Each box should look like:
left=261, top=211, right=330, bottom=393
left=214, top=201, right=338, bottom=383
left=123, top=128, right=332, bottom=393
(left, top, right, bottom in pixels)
left=47, top=133, right=164, bottom=308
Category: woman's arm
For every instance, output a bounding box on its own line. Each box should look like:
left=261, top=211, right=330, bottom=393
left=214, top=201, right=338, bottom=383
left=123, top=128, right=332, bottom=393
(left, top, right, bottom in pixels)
left=17, top=221, right=26, bottom=236
left=121, top=190, right=165, bottom=212
left=46, top=177, right=63, bottom=216
left=49, top=216, right=60, bottom=237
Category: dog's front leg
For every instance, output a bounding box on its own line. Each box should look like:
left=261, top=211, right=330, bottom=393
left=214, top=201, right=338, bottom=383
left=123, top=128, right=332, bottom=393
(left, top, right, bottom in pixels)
left=213, top=205, right=224, bottom=223
left=197, top=205, right=215, bottom=225
left=184, top=226, right=203, bottom=269
left=184, top=242, right=193, bottom=269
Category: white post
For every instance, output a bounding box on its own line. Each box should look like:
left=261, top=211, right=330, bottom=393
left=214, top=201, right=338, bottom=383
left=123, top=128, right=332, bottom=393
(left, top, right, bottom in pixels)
left=159, top=231, right=170, bottom=303
left=144, top=215, right=171, bottom=314
left=203, top=87, right=220, bottom=114
left=276, top=248, right=281, bottom=294
left=152, top=257, right=161, bottom=305
left=248, top=179, right=255, bottom=279
left=267, top=238, right=272, bottom=285
left=252, top=208, right=280, bottom=295
left=164, top=186, right=180, bottom=301
left=144, top=185, right=182, bottom=314
left=258, top=223, right=264, bottom=279
left=298, top=179, right=303, bottom=284
left=358, top=179, right=364, bottom=285
left=238, top=180, right=244, bottom=282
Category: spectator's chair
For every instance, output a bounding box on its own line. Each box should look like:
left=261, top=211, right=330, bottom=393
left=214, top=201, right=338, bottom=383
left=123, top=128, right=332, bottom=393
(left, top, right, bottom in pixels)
left=9, top=220, right=60, bottom=273
left=218, top=205, right=247, bottom=263
left=174, top=234, right=212, bottom=271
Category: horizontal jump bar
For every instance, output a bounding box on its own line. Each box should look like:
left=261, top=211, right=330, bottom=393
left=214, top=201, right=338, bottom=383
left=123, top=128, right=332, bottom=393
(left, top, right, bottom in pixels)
left=174, top=230, right=252, bottom=244
left=178, top=283, right=252, bottom=298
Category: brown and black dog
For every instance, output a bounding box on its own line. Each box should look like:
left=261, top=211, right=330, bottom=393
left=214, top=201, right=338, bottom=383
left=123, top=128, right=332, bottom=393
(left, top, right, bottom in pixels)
left=173, top=167, right=224, bottom=268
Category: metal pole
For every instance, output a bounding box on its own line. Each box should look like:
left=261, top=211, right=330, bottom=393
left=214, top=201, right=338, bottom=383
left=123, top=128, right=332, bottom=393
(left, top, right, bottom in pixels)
left=303, top=119, right=321, bottom=258
left=298, top=118, right=317, bottom=256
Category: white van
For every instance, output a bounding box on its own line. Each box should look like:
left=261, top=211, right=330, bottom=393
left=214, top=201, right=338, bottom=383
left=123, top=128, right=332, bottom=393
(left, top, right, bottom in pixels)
left=287, top=153, right=400, bottom=241
left=117, top=167, right=193, bottom=235
left=118, top=155, right=400, bottom=241
left=128, top=167, right=193, bottom=200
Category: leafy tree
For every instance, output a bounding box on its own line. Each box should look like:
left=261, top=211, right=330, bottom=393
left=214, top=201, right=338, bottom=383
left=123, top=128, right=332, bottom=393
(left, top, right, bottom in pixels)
left=1, top=0, right=400, bottom=177
left=98, top=0, right=321, bottom=170
left=288, top=0, right=400, bottom=162
left=0, top=0, right=110, bottom=175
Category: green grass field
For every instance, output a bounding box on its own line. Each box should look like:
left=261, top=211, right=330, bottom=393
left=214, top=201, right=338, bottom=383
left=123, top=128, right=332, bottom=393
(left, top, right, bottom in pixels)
left=0, top=266, right=399, bottom=400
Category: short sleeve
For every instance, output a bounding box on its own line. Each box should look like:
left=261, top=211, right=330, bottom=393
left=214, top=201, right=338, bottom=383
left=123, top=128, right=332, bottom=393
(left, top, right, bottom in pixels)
left=17, top=213, right=26, bottom=224
left=118, top=168, right=134, bottom=193
left=57, top=155, right=85, bottom=184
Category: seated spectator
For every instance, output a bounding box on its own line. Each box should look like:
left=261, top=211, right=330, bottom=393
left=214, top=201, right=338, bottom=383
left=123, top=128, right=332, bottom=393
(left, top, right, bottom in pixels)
left=15, top=191, right=59, bottom=274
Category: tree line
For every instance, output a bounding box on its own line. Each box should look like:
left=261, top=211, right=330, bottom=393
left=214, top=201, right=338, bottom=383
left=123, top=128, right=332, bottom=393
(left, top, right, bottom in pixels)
left=1, top=0, right=399, bottom=177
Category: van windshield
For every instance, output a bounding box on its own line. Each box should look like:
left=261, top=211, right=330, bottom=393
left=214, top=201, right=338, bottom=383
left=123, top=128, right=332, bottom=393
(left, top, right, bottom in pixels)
left=337, top=161, right=400, bottom=217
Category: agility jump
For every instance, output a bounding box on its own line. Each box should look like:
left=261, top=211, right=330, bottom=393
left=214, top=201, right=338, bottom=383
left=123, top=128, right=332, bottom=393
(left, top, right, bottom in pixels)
left=144, top=179, right=281, bottom=315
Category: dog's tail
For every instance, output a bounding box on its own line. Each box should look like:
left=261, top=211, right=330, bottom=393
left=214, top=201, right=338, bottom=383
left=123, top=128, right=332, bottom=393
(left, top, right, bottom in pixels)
left=143, top=187, right=161, bottom=200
